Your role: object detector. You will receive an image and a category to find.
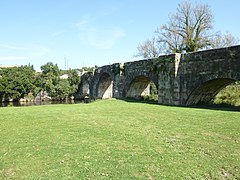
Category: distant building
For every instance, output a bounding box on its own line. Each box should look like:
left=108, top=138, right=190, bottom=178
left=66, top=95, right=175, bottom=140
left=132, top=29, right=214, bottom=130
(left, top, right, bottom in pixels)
left=76, top=70, right=82, bottom=76
left=60, top=74, right=69, bottom=79
left=0, top=65, right=18, bottom=69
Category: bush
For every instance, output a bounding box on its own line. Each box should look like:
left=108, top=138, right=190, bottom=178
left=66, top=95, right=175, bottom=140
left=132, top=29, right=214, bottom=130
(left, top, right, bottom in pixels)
left=214, top=82, right=240, bottom=106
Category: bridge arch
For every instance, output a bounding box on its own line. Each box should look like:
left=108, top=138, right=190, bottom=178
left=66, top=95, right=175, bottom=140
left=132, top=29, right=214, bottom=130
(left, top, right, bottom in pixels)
left=96, top=72, right=113, bottom=99
left=186, top=78, right=238, bottom=105
left=125, top=75, right=158, bottom=100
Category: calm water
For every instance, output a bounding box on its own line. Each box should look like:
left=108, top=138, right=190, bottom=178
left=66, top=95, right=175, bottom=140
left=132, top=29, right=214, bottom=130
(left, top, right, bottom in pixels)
left=0, top=100, right=85, bottom=107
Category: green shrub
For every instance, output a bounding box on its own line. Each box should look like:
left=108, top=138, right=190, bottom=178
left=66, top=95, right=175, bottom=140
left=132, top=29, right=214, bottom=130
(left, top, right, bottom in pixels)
left=214, top=82, right=240, bottom=106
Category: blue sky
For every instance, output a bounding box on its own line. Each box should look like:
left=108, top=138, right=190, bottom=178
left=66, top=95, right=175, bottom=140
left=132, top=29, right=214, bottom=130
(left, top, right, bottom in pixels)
left=0, top=0, right=239, bottom=71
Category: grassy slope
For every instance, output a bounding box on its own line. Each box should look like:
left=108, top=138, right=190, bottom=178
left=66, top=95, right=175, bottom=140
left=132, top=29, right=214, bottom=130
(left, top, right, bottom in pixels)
left=0, top=99, right=239, bottom=179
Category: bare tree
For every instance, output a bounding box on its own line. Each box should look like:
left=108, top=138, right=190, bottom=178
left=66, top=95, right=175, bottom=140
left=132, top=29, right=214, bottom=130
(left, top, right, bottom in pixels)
left=157, top=1, right=214, bottom=53
left=211, top=32, right=239, bottom=48
left=135, top=37, right=160, bottom=59
left=135, top=1, right=239, bottom=58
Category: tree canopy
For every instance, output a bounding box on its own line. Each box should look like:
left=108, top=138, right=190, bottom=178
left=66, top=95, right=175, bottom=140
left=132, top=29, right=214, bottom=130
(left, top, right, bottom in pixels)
left=0, top=65, right=36, bottom=101
left=0, top=62, right=81, bottom=102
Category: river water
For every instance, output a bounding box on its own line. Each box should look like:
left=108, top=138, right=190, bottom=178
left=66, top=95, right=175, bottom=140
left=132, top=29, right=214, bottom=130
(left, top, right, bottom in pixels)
left=0, top=100, right=85, bottom=107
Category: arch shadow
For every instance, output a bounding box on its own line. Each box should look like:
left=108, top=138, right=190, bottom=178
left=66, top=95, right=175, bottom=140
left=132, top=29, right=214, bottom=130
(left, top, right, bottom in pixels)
left=96, top=72, right=113, bottom=99
left=125, top=75, right=158, bottom=101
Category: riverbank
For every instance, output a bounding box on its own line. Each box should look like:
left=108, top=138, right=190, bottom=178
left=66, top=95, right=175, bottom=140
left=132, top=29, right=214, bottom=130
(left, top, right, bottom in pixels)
left=0, top=99, right=83, bottom=107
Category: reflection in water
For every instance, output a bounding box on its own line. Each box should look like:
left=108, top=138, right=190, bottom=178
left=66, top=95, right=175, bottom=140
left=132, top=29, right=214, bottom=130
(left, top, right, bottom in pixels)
left=0, top=100, right=84, bottom=107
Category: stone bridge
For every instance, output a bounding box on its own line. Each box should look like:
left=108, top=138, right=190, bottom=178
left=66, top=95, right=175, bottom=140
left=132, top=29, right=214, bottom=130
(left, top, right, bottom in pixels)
left=77, top=45, right=240, bottom=106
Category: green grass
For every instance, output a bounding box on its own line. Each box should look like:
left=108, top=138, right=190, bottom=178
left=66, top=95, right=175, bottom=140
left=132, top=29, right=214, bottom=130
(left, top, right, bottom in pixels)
left=0, top=99, right=240, bottom=179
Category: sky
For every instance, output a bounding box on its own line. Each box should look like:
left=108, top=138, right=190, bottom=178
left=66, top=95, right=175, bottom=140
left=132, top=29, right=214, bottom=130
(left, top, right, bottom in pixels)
left=0, top=0, right=239, bottom=71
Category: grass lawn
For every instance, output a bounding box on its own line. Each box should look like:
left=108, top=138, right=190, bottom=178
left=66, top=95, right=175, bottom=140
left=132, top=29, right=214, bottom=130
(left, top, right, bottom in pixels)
left=0, top=99, right=240, bottom=179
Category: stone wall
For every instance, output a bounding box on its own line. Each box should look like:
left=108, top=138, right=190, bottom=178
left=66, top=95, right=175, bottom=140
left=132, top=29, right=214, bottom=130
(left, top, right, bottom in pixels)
left=97, top=73, right=113, bottom=99
left=157, top=54, right=181, bottom=105
left=126, top=76, right=150, bottom=98
left=178, top=45, right=240, bottom=105
left=90, top=63, right=121, bottom=99
left=77, top=45, right=240, bottom=106
left=75, top=72, right=93, bottom=99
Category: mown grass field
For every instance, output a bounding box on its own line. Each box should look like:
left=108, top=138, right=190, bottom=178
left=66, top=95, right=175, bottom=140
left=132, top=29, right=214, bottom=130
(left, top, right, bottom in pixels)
left=0, top=99, right=240, bottom=179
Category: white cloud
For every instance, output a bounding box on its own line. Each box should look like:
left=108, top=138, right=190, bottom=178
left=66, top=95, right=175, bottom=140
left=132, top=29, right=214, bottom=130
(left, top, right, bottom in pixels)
left=76, top=16, right=126, bottom=49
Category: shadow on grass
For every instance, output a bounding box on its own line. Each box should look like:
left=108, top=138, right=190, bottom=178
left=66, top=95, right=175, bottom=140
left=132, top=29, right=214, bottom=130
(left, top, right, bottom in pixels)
left=118, top=98, right=240, bottom=112
left=188, top=103, right=240, bottom=112
left=117, top=98, right=159, bottom=105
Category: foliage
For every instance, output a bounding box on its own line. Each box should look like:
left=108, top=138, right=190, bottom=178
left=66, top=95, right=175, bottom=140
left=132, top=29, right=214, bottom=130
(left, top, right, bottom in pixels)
left=81, top=67, right=95, bottom=72
left=66, top=69, right=81, bottom=96
left=0, top=65, right=36, bottom=101
left=111, top=64, right=120, bottom=75
left=0, top=62, right=82, bottom=102
left=54, top=79, right=71, bottom=100
left=40, top=62, right=60, bottom=97
left=67, top=70, right=79, bottom=86
left=0, top=99, right=239, bottom=179
left=39, top=63, right=80, bottom=99
left=214, top=82, right=240, bottom=106
left=143, top=81, right=158, bottom=101
left=33, top=73, right=44, bottom=96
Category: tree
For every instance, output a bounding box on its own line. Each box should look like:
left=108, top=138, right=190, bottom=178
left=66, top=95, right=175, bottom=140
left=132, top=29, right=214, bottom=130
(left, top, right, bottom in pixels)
left=135, top=1, right=239, bottom=58
left=135, top=37, right=160, bottom=58
left=40, top=62, right=60, bottom=97
left=36, top=65, right=81, bottom=100
left=68, top=70, right=80, bottom=96
left=54, top=79, right=71, bottom=100
left=211, top=32, right=239, bottom=48
left=0, top=65, right=36, bottom=101
left=157, top=1, right=214, bottom=53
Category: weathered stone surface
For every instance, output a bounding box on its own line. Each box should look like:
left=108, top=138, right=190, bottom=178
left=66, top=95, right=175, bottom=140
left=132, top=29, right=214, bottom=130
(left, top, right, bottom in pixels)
left=75, top=72, right=93, bottom=99
left=126, top=76, right=150, bottom=98
left=179, top=45, right=240, bottom=105
left=76, top=45, right=240, bottom=106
